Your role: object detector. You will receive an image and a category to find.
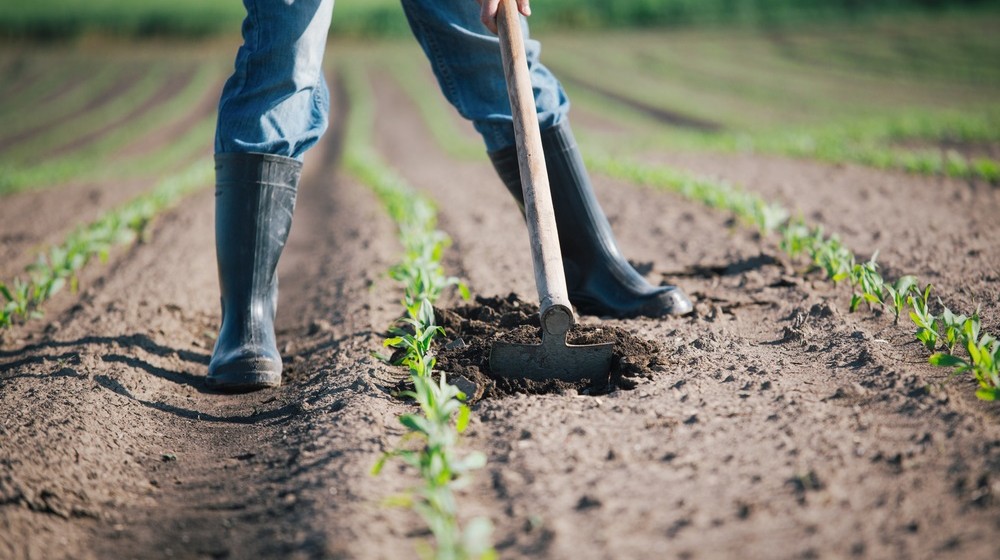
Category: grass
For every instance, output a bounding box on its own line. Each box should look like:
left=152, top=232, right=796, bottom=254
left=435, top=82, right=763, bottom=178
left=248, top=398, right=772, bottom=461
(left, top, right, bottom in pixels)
left=0, top=1, right=246, bottom=40
left=340, top=59, right=494, bottom=560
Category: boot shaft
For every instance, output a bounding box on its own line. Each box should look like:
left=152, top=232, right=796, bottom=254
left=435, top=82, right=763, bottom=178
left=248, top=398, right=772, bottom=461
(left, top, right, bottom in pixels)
left=214, top=152, right=301, bottom=327
left=488, top=121, right=693, bottom=317
left=209, top=153, right=301, bottom=388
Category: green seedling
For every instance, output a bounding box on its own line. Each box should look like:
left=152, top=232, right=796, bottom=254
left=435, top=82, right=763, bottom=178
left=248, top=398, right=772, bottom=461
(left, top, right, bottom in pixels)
left=849, top=253, right=885, bottom=313
left=937, top=305, right=969, bottom=354
left=398, top=50, right=1000, bottom=404
left=811, top=233, right=853, bottom=285
left=0, top=160, right=213, bottom=330
left=883, top=275, right=917, bottom=323
left=0, top=279, right=40, bottom=327
left=930, top=313, right=1000, bottom=401
left=908, top=284, right=938, bottom=352
left=779, top=218, right=813, bottom=260
left=344, top=61, right=492, bottom=558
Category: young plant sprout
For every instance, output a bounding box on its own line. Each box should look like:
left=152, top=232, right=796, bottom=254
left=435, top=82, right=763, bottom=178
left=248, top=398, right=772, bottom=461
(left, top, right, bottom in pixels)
left=937, top=305, right=969, bottom=354
left=884, top=275, right=917, bottom=323
left=0, top=161, right=213, bottom=329
left=344, top=62, right=492, bottom=559
left=849, top=253, right=885, bottom=313
left=399, top=66, right=1000, bottom=403
left=930, top=313, right=1000, bottom=401
left=908, top=284, right=938, bottom=352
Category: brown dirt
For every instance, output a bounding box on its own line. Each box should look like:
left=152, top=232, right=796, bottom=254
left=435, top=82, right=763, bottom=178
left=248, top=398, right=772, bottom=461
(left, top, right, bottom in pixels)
left=636, top=148, right=1000, bottom=332
left=0, top=65, right=144, bottom=154
left=37, top=64, right=199, bottom=162
left=429, top=294, right=665, bottom=398
left=0, top=79, right=221, bottom=280
left=2, top=52, right=1000, bottom=560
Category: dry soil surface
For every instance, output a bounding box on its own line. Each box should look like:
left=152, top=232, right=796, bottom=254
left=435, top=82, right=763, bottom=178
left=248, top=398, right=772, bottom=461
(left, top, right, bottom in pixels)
left=2, top=67, right=1000, bottom=560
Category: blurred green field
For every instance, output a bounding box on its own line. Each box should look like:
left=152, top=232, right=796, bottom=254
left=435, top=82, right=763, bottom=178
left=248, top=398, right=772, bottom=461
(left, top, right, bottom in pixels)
left=1, top=6, right=998, bottom=331
left=365, top=9, right=1000, bottom=182
left=1, top=0, right=999, bottom=40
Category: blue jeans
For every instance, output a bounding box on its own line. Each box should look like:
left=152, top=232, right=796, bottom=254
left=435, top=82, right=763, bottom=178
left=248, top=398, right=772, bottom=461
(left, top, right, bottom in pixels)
left=215, top=0, right=570, bottom=159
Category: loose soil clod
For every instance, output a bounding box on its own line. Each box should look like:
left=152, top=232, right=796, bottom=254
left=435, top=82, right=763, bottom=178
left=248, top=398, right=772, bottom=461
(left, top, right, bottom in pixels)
left=432, top=294, right=665, bottom=400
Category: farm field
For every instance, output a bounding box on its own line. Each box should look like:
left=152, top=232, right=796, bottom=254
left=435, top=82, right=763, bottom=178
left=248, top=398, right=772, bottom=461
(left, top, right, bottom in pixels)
left=2, top=11, right=1000, bottom=560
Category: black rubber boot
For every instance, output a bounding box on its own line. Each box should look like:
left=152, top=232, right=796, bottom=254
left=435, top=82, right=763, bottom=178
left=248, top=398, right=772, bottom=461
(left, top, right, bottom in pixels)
left=207, top=153, right=300, bottom=392
left=489, top=121, right=693, bottom=318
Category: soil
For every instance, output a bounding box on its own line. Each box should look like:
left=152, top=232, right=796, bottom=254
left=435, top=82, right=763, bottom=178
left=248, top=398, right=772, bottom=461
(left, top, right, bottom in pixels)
left=0, top=64, right=147, bottom=154
left=2, top=53, right=1000, bottom=560
left=430, top=294, right=666, bottom=398
left=0, top=75, right=221, bottom=280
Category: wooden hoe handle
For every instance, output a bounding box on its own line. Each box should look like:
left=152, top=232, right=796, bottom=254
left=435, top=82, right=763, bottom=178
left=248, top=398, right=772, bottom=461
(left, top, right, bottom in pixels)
left=497, top=0, right=575, bottom=335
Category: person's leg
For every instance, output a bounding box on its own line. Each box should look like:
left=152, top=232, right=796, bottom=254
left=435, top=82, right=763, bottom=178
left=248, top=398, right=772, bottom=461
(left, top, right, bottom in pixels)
left=210, top=0, right=334, bottom=392
left=216, top=0, right=333, bottom=159
left=399, top=0, right=566, bottom=152
left=401, top=0, right=692, bottom=317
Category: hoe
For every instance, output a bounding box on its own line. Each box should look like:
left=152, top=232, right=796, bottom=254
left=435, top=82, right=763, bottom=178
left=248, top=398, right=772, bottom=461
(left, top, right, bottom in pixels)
left=488, top=0, right=615, bottom=386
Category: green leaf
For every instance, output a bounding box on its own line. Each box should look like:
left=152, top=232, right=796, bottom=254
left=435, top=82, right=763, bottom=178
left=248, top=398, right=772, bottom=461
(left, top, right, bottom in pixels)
left=371, top=453, right=390, bottom=475
left=399, top=414, right=430, bottom=435
left=894, top=275, right=916, bottom=295
left=383, top=336, right=405, bottom=348
left=462, top=517, right=495, bottom=557
left=456, top=404, right=471, bottom=433
left=461, top=451, right=487, bottom=470
left=975, top=387, right=998, bottom=401
left=929, top=353, right=965, bottom=367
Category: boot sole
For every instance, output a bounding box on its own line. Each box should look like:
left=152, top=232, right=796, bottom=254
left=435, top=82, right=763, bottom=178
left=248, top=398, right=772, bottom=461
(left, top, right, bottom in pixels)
left=571, top=289, right=694, bottom=319
left=207, top=359, right=282, bottom=393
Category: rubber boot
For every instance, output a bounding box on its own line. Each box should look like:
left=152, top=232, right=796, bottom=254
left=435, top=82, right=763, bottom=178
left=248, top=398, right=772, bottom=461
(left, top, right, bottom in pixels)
left=489, top=121, right=693, bottom=318
left=207, top=153, right=300, bottom=392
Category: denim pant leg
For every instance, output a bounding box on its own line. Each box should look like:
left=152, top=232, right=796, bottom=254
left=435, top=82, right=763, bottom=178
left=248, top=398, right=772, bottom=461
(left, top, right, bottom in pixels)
left=400, top=0, right=570, bottom=153
left=215, top=0, right=334, bottom=160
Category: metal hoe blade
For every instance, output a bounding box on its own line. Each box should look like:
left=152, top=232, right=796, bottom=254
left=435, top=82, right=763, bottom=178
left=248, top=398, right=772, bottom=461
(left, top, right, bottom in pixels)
left=489, top=305, right=614, bottom=385
left=490, top=1, right=615, bottom=386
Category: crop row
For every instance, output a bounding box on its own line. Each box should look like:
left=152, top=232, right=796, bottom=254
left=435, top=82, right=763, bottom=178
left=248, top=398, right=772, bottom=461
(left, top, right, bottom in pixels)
left=548, top=21, right=1000, bottom=129
left=386, top=59, right=999, bottom=402
left=0, top=61, right=220, bottom=195
left=3, top=62, right=174, bottom=165
left=590, top=156, right=999, bottom=400
left=0, top=58, right=97, bottom=117
left=563, top=75, right=1000, bottom=184
left=340, top=61, right=494, bottom=560
left=0, top=158, right=212, bottom=328
left=0, top=55, right=227, bottom=327
left=1, top=63, right=122, bottom=142
left=541, top=22, right=1000, bottom=185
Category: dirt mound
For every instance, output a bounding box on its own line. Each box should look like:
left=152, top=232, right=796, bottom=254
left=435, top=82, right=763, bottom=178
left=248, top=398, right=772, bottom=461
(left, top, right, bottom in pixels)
left=429, top=294, right=664, bottom=399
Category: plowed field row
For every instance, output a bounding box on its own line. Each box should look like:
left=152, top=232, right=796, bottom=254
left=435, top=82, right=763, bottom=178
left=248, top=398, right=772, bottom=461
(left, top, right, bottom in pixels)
left=2, top=27, right=999, bottom=560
